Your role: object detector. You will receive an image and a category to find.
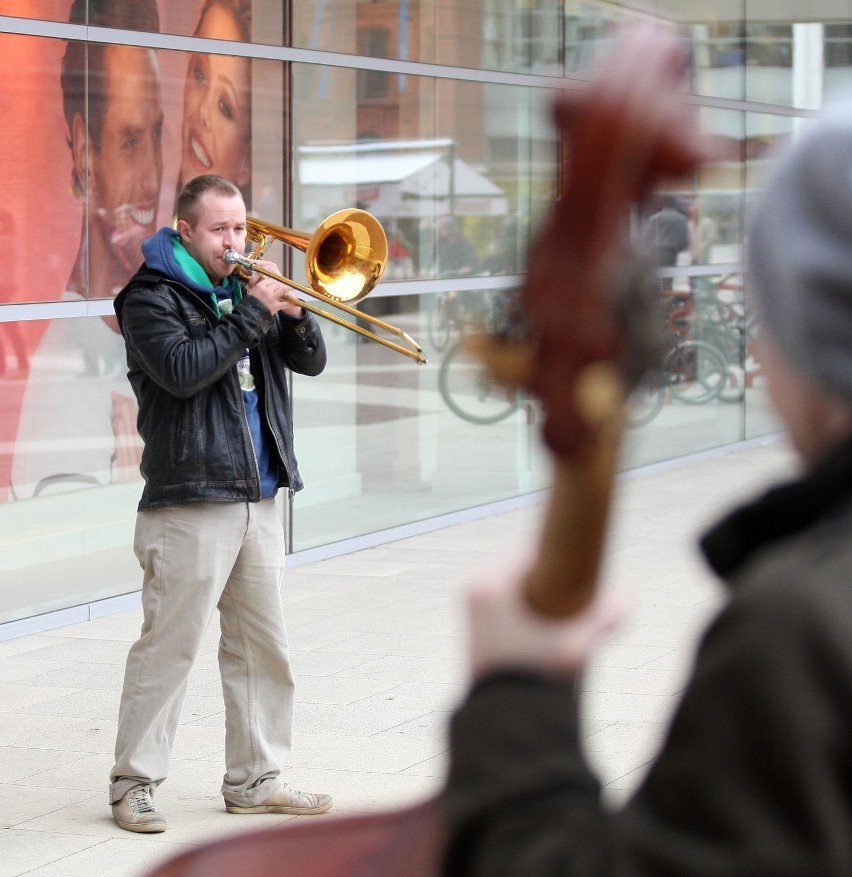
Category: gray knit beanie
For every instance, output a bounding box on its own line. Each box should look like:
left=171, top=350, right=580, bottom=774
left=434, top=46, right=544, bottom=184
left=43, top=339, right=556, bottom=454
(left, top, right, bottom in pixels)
left=747, top=91, right=852, bottom=402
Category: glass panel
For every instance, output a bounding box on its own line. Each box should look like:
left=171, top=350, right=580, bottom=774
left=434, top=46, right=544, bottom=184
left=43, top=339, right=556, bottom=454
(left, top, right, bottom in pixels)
left=0, top=23, right=269, bottom=307
left=2, top=0, right=828, bottom=630
left=1, top=29, right=170, bottom=305
left=0, top=319, right=142, bottom=625
left=1, top=29, right=269, bottom=495
left=162, top=0, right=287, bottom=48
left=291, top=287, right=550, bottom=551
left=0, top=0, right=160, bottom=28
left=621, top=102, right=799, bottom=463
left=564, top=2, right=847, bottom=109
left=563, top=2, right=752, bottom=103
left=622, top=106, right=749, bottom=468
left=824, top=21, right=852, bottom=99
left=622, top=328, right=747, bottom=470
left=0, top=314, right=143, bottom=617
left=291, top=65, right=552, bottom=285
left=620, top=250, right=749, bottom=464
left=0, top=1, right=214, bottom=38
left=173, top=20, right=260, bottom=210
left=743, top=22, right=795, bottom=107
left=683, top=107, right=748, bottom=427
left=743, top=109, right=795, bottom=441
left=162, top=3, right=268, bottom=215
left=738, top=17, right=852, bottom=109
left=4, top=316, right=141, bottom=501
left=0, top=0, right=71, bottom=24
left=0, top=30, right=87, bottom=305
left=292, top=0, right=563, bottom=75
left=563, top=0, right=624, bottom=73
left=17, top=0, right=279, bottom=48
left=73, top=39, right=166, bottom=300
left=0, top=478, right=141, bottom=625
left=167, top=0, right=259, bottom=45
left=289, top=60, right=555, bottom=545
left=562, top=2, right=776, bottom=105
left=689, top=19, right=747, bottom=103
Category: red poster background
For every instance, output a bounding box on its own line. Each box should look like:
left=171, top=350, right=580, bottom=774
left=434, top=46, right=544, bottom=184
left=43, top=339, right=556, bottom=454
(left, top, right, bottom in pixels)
left=0, top=0, right=212, bottom=500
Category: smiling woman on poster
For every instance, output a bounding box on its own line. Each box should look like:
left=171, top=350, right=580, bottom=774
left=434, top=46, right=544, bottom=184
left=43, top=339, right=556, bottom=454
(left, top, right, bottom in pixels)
left=178, top=0, right=252, bottom=206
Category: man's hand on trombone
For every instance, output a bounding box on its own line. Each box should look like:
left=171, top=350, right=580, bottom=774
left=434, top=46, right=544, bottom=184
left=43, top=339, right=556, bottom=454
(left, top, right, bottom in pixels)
left=245, top=258, right=305, bottom=318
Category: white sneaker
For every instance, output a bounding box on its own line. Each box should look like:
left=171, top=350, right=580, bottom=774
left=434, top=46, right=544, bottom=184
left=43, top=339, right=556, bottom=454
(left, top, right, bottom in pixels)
left=112, top=784, right=166, bottom=833
left=225, top=784, right=333, bottom=816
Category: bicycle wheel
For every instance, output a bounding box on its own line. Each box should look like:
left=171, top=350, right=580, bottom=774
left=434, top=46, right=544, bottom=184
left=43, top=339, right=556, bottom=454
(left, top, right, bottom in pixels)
left=667, top=340, right=727, bottom=404
left=438, top=340, right=520, bottom=425
left=697, top=325, right=746, bottom=403
left=428, top=294, right=452, bottom=351
left=627, top=372, right=665, bottom=427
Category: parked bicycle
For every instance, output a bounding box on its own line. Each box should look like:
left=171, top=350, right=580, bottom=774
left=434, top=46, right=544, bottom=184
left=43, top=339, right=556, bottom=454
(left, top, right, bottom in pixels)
left=627, top=281, right=742, bottom=427
left=438, top=289, right=531, bottom=425
left=627, top=334, right=729, bottom=426
left=427, top=289, right=488, bottom=351
left=690, top=273, right=760, bottom=402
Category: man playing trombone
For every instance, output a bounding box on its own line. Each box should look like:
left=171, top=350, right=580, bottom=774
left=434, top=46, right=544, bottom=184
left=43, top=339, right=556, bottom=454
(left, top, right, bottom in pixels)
left=109, top=173, right=332, bottom=833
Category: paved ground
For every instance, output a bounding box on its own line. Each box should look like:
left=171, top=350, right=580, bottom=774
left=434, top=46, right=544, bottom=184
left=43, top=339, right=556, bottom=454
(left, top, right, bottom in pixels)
left=0, top=437, right=796, bottom=876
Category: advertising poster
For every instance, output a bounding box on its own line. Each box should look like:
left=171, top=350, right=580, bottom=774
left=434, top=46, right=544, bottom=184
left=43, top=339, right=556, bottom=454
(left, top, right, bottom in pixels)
left=0, top=0, right=254, bottom=501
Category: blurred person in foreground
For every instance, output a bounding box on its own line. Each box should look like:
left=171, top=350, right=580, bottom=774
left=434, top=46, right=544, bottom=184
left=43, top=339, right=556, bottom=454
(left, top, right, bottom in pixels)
left=109, top=173, right=331, bottom=833
left=441, top=24, right=852, bottom=877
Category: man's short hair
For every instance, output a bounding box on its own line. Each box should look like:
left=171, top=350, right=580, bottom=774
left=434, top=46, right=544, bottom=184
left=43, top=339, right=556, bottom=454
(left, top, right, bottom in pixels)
left=176, top=174, right=243, bottom=227
left=61, top=0, right=161, bottom=196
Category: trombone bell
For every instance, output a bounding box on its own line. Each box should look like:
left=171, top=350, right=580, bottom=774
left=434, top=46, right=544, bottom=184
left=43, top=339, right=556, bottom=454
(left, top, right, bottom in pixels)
left=246, top=209, right=387, bottom=305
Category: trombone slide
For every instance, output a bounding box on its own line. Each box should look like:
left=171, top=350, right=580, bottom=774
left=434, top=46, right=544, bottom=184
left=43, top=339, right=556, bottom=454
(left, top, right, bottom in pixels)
left=224, top=250, right=427, bottom=365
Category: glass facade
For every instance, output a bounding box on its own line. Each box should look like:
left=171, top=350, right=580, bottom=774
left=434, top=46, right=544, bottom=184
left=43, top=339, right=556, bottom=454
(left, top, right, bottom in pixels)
left=0, top=0, right=844, bottom=631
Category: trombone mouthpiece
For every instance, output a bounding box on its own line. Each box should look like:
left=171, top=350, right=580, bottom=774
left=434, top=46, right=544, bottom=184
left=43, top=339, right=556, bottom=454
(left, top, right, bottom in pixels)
left=223, top=249, right=241, bottom=265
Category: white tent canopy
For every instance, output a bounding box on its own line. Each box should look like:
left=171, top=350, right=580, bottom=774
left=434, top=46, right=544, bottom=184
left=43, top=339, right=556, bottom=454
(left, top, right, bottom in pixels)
left=297, top=140, right=508, bottom=218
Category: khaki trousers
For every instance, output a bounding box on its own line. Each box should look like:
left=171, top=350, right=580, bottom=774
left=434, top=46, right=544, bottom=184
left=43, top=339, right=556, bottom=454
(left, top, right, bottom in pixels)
left=109, top=500, right=295, bottom=808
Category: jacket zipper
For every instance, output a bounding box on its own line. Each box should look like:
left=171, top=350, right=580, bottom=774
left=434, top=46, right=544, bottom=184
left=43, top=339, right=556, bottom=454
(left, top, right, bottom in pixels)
left=237, top=355, right=263, bottom=501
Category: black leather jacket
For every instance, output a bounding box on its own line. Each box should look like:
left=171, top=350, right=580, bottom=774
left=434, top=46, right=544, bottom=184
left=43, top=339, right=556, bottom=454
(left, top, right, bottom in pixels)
left=114, top=268, right=327, bottom=510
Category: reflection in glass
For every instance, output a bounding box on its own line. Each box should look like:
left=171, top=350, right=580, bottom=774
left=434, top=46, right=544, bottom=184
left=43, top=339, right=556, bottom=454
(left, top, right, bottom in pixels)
left=292, top=0, right=563, bottom=75
left=295, top=138, right=518, bottom=281
left=683, top=17, right=852, bottom=109
left=9, top=317, right=142, bottom=500
left=1, top=0, right=833, bottom=627
left=292, top=67, right=550, bottom=283
left=291, top=288, right=549, bottom=553
left=564, top=3, right=620, bottom=73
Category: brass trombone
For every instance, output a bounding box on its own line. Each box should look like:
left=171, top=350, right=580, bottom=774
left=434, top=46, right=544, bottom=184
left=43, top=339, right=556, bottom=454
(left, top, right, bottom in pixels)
left=225, top=209, right=427, bottom=364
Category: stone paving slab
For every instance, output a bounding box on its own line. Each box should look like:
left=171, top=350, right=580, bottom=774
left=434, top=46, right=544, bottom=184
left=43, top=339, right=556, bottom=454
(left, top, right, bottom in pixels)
left=0, top=438, right=794, bottom=876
